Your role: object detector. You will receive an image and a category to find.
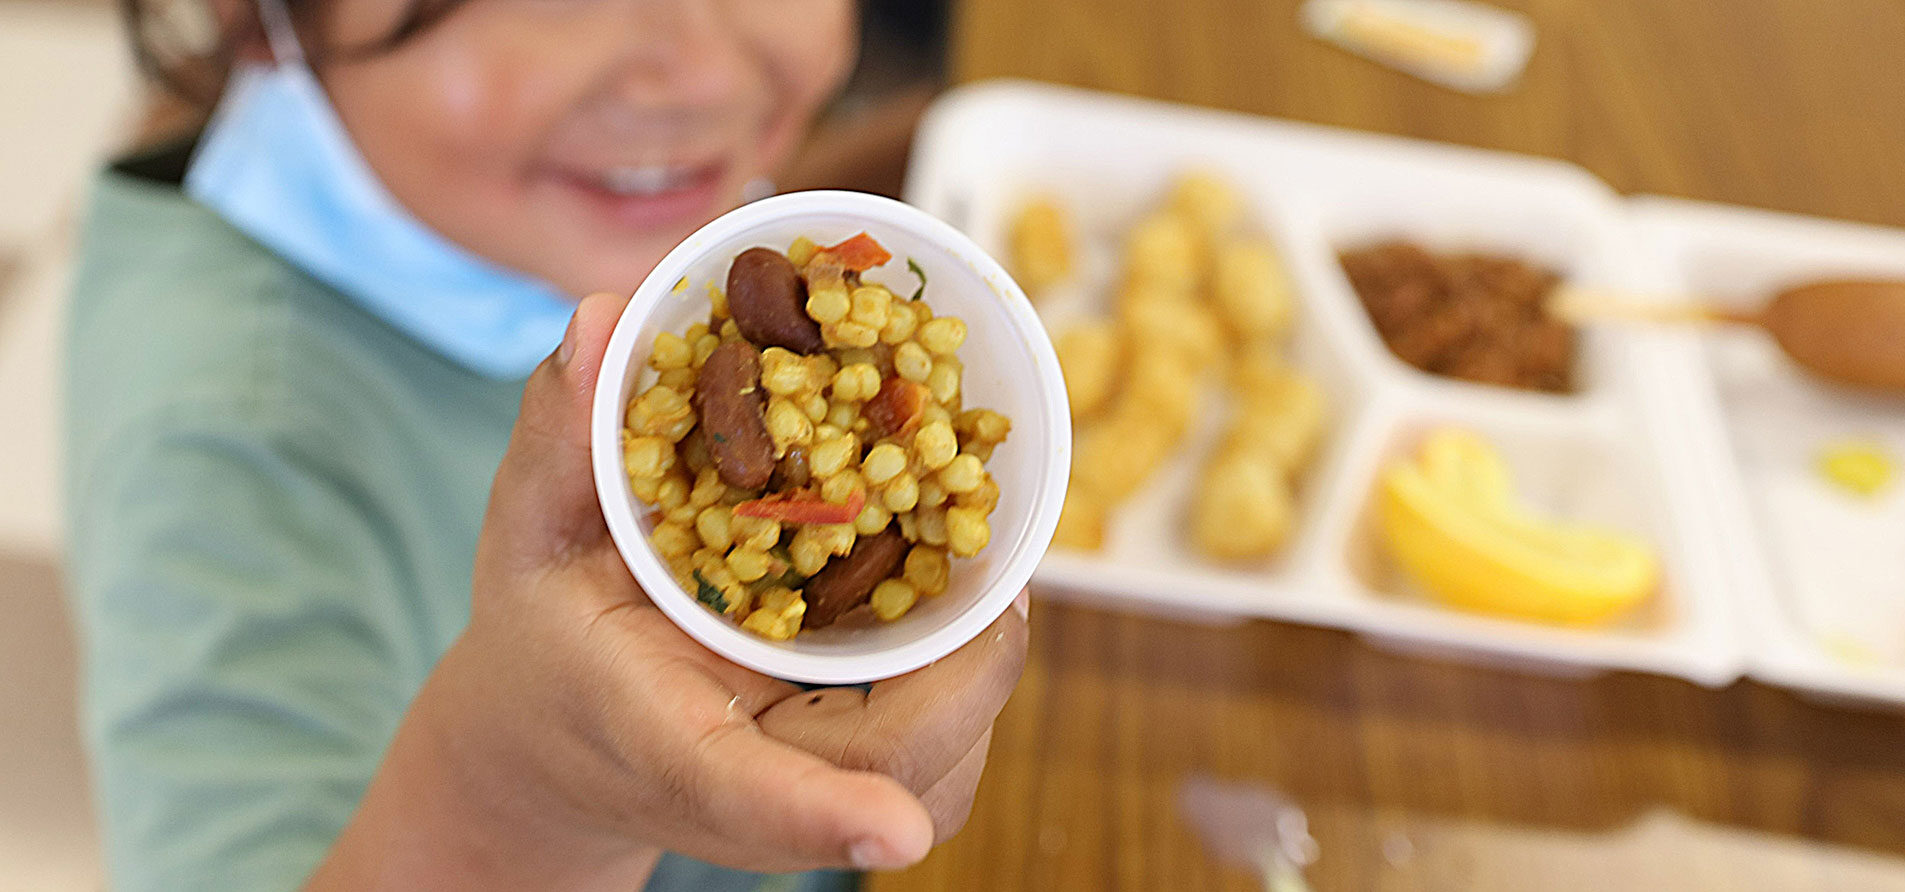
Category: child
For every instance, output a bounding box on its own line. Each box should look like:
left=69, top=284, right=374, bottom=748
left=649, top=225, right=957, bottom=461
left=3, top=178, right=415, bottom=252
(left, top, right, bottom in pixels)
left=65, top=0, right=1024, bottom=888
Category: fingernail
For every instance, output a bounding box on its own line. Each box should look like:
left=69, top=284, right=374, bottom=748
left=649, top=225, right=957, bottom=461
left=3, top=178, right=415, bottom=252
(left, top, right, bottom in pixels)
left=1013, top=589, right=1030, bottom=622
left=850, top=838, right=911, bottom=871
left=555, top=313, right=579, bottom=367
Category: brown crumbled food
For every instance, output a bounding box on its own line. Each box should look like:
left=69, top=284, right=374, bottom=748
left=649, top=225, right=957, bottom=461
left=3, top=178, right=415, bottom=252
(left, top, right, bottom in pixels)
left=1340, top=241, right=1575, bottom=393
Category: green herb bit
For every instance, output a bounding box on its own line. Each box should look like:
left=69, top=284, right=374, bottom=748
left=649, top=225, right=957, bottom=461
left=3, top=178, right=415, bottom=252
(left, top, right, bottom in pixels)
left=907, top=257, right=927, bottom=301
left=692, top=570, right=729, bottom=612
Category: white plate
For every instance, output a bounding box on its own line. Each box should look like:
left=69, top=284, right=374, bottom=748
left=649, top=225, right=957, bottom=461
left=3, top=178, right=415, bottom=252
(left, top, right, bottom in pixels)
left=1633, top=197, right=1905, bottom=706
left=907, top=81, right=1741, bottom=685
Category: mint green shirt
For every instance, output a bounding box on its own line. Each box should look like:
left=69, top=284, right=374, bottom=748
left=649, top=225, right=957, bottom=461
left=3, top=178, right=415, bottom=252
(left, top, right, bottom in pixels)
left=64, top=145, right=850, bottom=892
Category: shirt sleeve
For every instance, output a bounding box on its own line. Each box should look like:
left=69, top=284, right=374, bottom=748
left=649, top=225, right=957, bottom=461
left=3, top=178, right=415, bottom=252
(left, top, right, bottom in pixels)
left=66, top=402, right=425, bottom=892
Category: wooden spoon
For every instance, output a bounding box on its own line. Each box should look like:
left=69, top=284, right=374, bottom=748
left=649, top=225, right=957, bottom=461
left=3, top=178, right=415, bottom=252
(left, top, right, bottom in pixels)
left=1550, top=279, right=1905, bottom=392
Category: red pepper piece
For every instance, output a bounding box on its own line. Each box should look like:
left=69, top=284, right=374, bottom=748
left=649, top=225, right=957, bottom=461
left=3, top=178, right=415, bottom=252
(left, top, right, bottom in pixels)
left=733, top=487, right=865, bottom=525
left=817, top=232, right=893, bottom=272
left=864, top=376, right=929, bottom=439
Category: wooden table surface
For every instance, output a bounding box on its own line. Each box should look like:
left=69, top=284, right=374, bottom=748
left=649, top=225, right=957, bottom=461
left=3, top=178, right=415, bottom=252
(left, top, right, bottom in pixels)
left=871, top=1, right=1905, bottom=890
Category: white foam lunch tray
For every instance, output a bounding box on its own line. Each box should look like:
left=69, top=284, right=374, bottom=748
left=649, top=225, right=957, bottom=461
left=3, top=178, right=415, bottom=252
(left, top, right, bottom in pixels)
left=907, top=81, right=1905, bottom=701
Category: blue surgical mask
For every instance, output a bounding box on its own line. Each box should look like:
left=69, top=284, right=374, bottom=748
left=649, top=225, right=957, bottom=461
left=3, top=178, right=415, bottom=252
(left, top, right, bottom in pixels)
left=183, top=0, right=573, bottom=379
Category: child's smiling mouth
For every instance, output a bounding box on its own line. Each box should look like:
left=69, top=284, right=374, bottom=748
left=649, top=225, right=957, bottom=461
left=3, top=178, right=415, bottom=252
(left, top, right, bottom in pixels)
left=547, top=159, right=731, bottom=232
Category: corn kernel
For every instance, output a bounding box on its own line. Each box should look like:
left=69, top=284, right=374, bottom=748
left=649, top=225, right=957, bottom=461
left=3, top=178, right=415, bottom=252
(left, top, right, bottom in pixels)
left=665, top=502, right=699, bottom=526
left=807, top=284, right=851, bottom=324
left=629, top=472, right=663, bottom=503
left=882, top=471, right=920, bottom=513
left=726, top=547, right=774, bottom=583
left=916, top=476, right=948, bottom=508
left=691, top=333, right=721, bottom=368
left=918, top=317, right=968, bottom=355
left=920, top=404, right=952, bottom=428
left=956, top=473, right=1000, bottom=515
left=688, top=563, right=731, bottom=615
left=741, top=587, right=804, bottom=640
left=695, top=552, right=742, bottom=596
left=731, top=515, right=781, bottom=553
left=789, top=533, right=833, bottom=576
left=904, top=546, right=951, bottom=596
left=914, top=421, right=958, bottom=470
left=793, top=393, right=824, bottom=424
left=937, top=453, right=984, bottom=493
left=719, top=319, right=741, bottom=340
left=628, top=385, right=695, bottom=442
left=870, top=579, right=920, bottom=621
left=946, top=506, right=990, bottom=557
left=850, top=285, right=893, bottom=330
left=650, top=331, right=693, bottom=371
left=759, top=348, right=810, bottom=396
left=820, top=468, right=867, bottom=506
left=854, top=501, right=893, bottom=536
left=810, top=432, right=859, bottom=478
left=651, top=521, right=698, bottom=559
left=708, top=286, right=730, bottom=321
left=788, top=237, right=819, bottom=268
left=895, top=342, right=933, bottom=383
left=808, top=523, right=856, bottom=557
left=831, top=363, right=882, bottom=402
left=623, top=435, right=674, bottom=480
left=686, top=322, right=711, bottom=342
left=657, top=367, right=697, bottom=393
left=766, top=397, right=814, bottom=453
left=826, top=401, right=859, bottom=430
left=956, top=408, right=1012, bottom=445
left=881, top=300, right=920, bottom=344
left=926, top=358, right=962, bottom=405
left=915, top=506, right=949, bottom=546
left=690, top=468, right=726, bottom=507
left=695, top=505, right=734, bottom=551
left=830, top=320, right=879, bottom=348
left=656, top=473, right=692, bottom=512
left=863, top=443, right=907, bottom=484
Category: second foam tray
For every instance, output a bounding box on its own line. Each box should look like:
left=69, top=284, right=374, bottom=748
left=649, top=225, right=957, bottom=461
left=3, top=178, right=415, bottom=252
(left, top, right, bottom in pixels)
left=906, top=81, right=1741, bottom=686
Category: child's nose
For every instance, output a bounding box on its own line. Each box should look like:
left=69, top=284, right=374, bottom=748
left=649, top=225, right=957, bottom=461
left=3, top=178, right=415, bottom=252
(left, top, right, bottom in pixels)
left=596, top=0, right=758, bottom=110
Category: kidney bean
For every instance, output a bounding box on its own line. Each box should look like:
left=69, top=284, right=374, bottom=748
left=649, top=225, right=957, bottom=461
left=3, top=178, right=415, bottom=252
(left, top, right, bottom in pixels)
left=802, top=526, right=908, bottom=629
left=727, top=247, right=824, bottom=354
left=769, top=446, right=811, bottom=491
left=693, top=341, right=775, bottom=490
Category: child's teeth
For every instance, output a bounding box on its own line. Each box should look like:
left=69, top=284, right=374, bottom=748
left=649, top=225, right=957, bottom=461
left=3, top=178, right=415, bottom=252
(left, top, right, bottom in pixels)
left=604, top=166, right=685, bottom=195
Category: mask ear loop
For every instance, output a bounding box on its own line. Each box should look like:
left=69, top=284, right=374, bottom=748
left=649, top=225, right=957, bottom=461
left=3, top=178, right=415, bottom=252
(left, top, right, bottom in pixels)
left=254, top=0, right=307, bottom=67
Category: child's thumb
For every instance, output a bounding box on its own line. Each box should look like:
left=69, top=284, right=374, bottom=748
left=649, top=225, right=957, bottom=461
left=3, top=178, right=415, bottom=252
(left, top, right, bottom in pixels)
left=481, top=292, right=630, bottom=576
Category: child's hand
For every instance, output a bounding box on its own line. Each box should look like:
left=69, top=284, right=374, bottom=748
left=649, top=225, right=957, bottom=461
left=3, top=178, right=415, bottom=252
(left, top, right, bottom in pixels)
left=308, top=293, right=1028, bottom=890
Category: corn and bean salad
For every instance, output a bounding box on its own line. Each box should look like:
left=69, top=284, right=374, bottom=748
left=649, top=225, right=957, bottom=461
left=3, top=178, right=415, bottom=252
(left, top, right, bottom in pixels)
left=622, top=233, right=1010, bottom=641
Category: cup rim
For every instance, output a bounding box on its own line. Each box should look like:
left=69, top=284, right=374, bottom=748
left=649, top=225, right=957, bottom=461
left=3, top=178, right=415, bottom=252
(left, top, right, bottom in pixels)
left=589, top=190, right=1070, bottom=683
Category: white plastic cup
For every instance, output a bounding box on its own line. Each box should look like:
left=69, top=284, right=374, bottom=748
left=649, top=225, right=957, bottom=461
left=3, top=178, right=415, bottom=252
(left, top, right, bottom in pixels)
left=591, top=191, right=1071, bottom=684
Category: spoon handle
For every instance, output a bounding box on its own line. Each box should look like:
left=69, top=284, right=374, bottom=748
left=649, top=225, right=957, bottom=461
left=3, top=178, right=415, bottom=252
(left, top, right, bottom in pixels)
left=1547, top=287, right=1762, bottom=327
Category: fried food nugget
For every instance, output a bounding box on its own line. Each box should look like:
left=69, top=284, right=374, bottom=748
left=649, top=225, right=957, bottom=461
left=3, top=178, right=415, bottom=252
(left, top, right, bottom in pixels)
left=1191, top=452, right=1295, bottom=559
left=1054, top=321, right=1121, bottom=418
left=1009, top=196, right=1075, bottom=296
left=1213, top=238, right=1295, bottom=344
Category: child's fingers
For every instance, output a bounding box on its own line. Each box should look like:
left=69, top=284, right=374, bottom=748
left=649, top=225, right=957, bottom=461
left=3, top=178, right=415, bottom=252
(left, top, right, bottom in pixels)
left=756, top=600, right=1027, bottom=795
left=481, top=292, right=628, bottom=578
left=917, top=727, right=992, bottom=842
left=673, top=718, right=935, bottom=873
left=853, top=603, right=1026, bottom=790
